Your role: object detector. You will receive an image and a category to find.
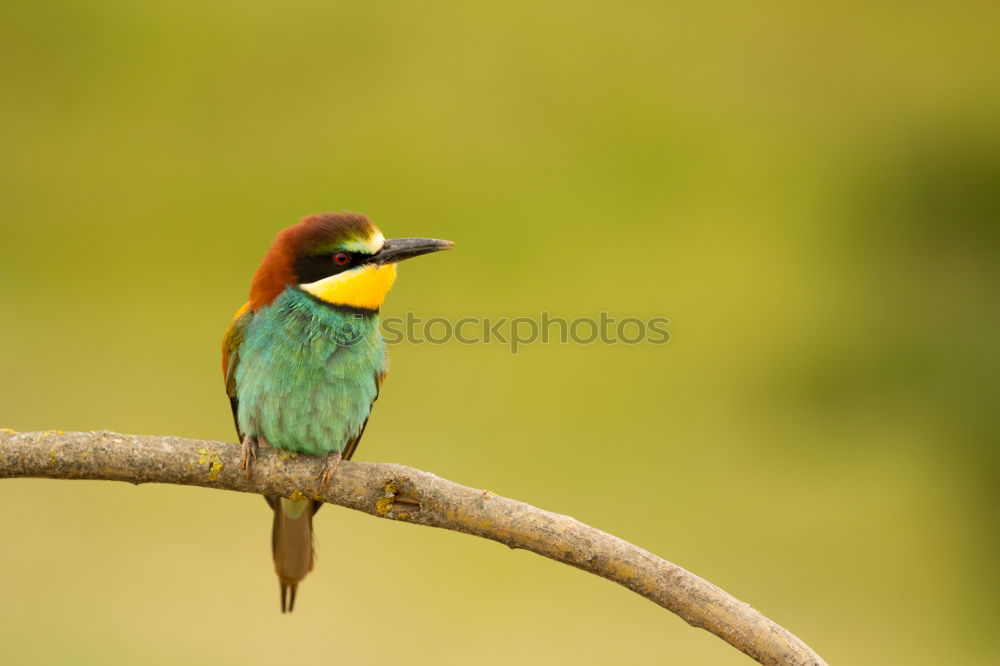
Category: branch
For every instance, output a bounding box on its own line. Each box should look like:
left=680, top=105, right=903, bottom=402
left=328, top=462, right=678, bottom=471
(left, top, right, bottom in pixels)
left=0, top=430, right=826, bottom=665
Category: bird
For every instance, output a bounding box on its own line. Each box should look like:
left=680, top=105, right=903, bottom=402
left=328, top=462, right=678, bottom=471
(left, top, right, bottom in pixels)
left=221, top=212, right=453, bottom=612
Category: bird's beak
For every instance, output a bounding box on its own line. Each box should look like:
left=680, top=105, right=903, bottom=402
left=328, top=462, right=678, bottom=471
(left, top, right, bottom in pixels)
left=373, top=238, right=455, bottom=265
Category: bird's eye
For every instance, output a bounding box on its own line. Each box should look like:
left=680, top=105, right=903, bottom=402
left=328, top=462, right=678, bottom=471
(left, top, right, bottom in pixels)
left=333, top=252, right=351, bottom=265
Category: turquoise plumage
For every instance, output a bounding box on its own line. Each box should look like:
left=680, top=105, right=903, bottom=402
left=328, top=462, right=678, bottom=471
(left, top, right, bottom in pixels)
left=235, top=288, right=384, bottom=456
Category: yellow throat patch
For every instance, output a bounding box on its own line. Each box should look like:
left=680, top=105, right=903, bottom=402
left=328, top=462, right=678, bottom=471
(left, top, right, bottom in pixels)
left=300, top=263, right=398, bottom=310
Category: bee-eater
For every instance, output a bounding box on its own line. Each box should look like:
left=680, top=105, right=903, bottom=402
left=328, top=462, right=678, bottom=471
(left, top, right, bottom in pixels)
left=222, top=212, right=452, bottom=612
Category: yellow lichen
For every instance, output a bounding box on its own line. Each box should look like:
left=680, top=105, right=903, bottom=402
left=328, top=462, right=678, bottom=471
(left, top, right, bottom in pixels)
left=375, top=480, right=402, bottom=517
left=48, top=449, right=57, bottom=465
left=375, top=496, right=394, bottom=516
left=277, top=450, right=298, bottom=461
left=288, top=489, right=307, bottom=501
left=196, top=449, right=222, bottom=481
left=0, top=428, right=17, bottom=434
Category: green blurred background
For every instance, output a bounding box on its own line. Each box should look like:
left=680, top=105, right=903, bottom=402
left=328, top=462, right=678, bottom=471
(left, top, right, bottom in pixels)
left=1, top=2, right=997, bottom=664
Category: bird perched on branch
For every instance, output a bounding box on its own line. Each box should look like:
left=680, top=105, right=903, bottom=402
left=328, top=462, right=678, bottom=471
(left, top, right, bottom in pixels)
left=222, top=212, right=453, bottom=612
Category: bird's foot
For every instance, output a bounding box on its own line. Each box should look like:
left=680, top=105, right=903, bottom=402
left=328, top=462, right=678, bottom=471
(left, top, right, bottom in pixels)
left=318, top=451, right=342, bottom=487
left=240, top=435, right=258, bottom=480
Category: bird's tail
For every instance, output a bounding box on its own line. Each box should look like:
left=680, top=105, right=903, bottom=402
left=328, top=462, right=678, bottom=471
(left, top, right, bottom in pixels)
left=269, top=497, right=317, bottom=613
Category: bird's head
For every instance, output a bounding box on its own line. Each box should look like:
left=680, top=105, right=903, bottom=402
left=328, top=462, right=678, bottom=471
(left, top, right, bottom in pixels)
left=249, top=212, right=453, bottom=311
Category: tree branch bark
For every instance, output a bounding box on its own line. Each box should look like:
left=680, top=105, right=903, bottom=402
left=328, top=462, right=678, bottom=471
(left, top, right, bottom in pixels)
left=0, top=429, right=826, bottom=665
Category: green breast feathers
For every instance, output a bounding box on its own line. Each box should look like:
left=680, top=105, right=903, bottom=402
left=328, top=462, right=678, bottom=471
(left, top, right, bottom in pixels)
left=228, top=288, right=385, bottom=456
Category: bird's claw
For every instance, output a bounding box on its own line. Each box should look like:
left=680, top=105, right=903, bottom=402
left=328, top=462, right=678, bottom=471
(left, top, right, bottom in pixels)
left=318, top=451, right=342, bottom=488
left=240, top=436, right=258, bottom=480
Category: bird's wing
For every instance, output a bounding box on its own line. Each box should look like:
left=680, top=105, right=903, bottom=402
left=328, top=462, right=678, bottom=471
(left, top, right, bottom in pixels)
left=221, top=302, right=255, bottom=439
left=340, top=370, right=386, bottom=461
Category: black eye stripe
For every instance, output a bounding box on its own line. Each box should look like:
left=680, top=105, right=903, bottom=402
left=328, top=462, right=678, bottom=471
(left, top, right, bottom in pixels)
left=293, top=252, right=374, bottom=284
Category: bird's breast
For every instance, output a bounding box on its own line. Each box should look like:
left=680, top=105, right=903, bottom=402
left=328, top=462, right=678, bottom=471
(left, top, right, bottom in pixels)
left=235, top=289, right=386, bottom=455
